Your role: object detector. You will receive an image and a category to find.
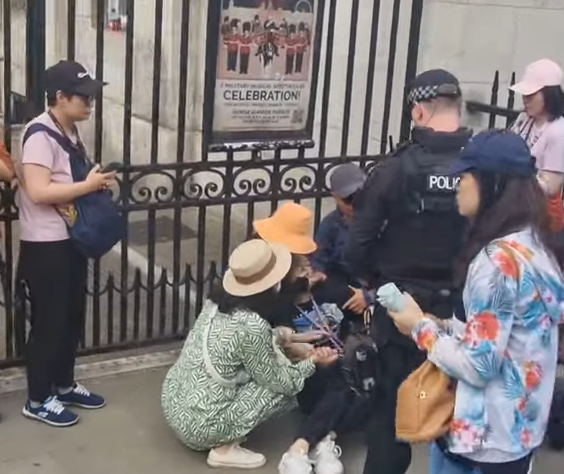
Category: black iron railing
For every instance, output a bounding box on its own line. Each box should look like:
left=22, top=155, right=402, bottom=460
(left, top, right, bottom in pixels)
left=0, top=0, right=424, bottom=368
left=465, top=70, right=521, bottom=128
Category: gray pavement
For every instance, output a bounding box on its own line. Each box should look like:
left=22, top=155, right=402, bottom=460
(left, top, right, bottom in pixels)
left=0, top=368, right=563, bottom=474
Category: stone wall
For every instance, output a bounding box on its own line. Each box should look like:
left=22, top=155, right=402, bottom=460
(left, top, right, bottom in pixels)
left=4, top=0, right=564, bottom=157
left=418, top=0, right=564, bottom=130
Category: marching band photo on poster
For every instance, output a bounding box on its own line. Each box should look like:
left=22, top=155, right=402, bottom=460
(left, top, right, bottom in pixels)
left=210, top=0, right=319, bottom=145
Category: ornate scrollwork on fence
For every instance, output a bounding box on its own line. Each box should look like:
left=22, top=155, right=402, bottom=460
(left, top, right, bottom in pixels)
left=0, top=154, right=382, bottom=368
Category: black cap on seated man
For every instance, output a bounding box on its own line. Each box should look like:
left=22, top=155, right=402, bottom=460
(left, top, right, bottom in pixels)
left=346, top=69, right=473, bottom=474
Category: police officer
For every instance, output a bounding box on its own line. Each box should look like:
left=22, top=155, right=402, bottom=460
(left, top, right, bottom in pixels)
left=346, top=69, right=472, bottom=474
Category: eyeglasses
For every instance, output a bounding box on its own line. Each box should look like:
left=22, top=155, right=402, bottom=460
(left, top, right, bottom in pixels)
left=75, top=94, right=95, bottom=105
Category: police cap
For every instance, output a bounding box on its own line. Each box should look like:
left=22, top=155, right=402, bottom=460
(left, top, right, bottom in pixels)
left=407, top=69, right=461, bottom=105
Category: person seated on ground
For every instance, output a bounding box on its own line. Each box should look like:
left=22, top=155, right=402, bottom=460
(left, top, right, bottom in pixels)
left=253, top=204, right=370, bottom=474
left=161, top=239, right=338, bottom=470
left=310, top=163, right=373, bottom=316
left=254, top=201, right=366, bottom=318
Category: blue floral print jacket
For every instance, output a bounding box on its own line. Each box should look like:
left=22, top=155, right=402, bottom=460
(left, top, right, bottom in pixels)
left=411, top=229, right=564, bottom=461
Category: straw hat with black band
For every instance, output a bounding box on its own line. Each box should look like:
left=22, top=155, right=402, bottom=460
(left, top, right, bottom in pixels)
left=223, top=239, right=292, bottom=297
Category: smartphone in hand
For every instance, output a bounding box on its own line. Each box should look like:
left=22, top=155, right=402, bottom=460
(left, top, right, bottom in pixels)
left=101, top=162, right=123, bottom=173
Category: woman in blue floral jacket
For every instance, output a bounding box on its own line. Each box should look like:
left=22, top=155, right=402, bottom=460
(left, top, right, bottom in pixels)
left=389, top=131, right=564, bottom=474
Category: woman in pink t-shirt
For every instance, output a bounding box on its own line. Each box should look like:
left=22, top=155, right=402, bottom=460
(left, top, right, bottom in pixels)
left=510, top=58, right=564, bottom=386
left=510, top=59, right=564, bottom=232
left=16, top=61, right=115, bottom=428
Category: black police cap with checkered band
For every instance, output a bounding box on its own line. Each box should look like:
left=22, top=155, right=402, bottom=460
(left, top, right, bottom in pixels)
left=407, top=69, right=461, bottom=105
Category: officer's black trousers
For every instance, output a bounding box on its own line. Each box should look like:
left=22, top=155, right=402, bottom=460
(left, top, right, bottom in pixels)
left=362, top=304, right=427, bottom=474
left=362, top=343, right=420, bottom=474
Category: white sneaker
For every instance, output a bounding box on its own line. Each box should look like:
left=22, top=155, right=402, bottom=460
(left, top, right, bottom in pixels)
left=278, top=452, right=314, bottom=474
left=207, top=444, right=266, bottom=469
left=311, top=434, right=344, bottom=474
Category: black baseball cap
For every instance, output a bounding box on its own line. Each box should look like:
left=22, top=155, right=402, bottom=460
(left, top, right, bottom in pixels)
left=329, top=163, right=366, bottom=198
left=44, top=60, right=107, bottom=97
left=407, top=69, right=461, bottom=105
left=448, top=130, right=535, bottom=178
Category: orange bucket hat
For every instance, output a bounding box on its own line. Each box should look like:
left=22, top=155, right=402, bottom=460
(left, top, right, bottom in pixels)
left=253, top=202, right=317, bottom=255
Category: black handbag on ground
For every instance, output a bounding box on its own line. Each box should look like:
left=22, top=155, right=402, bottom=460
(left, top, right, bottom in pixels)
left=341, top=309, right=382, bottom=399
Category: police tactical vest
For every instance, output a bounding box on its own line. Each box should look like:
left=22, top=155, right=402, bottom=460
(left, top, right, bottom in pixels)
left=375, top=142, right=465, bottom=285
left=402, top=146, right=460, bottom=216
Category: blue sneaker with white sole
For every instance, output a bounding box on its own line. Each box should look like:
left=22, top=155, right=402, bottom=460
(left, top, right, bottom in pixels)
left=57, top=383, right=106, bottom=409
left=22, top=395, right=79, bottom=427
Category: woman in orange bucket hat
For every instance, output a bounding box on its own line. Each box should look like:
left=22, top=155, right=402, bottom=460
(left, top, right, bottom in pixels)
left=253, top=202, right=318, bottom=255
left=254, top=203, right=369, bottom=474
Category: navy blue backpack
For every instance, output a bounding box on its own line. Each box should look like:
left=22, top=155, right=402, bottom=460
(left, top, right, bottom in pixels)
left=22, top=123, right=125, bottom=259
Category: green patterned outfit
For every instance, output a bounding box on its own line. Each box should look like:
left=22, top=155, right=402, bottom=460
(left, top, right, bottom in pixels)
left=161, top=301, right=316, bottom=451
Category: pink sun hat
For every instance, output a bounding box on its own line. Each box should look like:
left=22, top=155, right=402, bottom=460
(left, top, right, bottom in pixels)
left=510, top=59, right=563, bottom=96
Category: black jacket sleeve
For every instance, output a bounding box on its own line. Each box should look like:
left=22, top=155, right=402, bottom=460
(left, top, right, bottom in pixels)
left=346, top=156, right=403, bottom=283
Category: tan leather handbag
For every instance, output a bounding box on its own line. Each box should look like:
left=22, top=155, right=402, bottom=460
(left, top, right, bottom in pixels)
left=395, top=359, right=455, bottom=443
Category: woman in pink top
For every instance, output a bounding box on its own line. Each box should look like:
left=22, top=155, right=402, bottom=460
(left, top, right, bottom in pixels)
left=16, top=61, right=115, bottom=428
left=510, top=59, right=564, bottom=232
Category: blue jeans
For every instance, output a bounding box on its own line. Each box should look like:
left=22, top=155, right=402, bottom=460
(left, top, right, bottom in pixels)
left=429, top=442, right=477, bottom=474
left=429, top=443, right=534, bottom=474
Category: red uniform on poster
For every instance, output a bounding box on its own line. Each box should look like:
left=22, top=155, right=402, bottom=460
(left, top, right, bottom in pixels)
left=224, top=33, right=240, bottom=54
left=239, top=32, right=253, bottom=75
left=285, top=36, right=297, bottom=56
left=284, top=34, right=297, bottom=75
left=296, top=36, right=306, bottom=55
left=239, top=34, right=253, bottom=56
left=224, top=32, right=240, bottom=72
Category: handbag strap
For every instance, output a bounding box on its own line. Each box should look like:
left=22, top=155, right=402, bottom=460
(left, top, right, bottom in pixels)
left=22, top=123, right=92, bottom=228
left=22, top=121, right=91, bottom=183
left=201, top=309, right=238, bottom=389
left=201, top=306, right=251, bottom=388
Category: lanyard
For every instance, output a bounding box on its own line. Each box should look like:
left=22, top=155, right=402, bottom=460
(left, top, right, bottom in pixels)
left=295, top=298, right=343, bottom=351
left=517, top=116, right=545, bottom=150
left=47, top=110, right=85, bottom=153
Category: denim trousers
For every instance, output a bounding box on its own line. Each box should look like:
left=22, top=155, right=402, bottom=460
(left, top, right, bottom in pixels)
left=428, top=442, right=477, bottom=474
left=428, top=442, right=534, bottom=474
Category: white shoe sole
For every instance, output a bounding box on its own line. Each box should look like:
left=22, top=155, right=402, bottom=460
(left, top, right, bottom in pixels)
left=207, top=457, right=267, bottom=469
left=22, top=406, right=79, bottom=427
left=60, top=400, right=107, bottom=410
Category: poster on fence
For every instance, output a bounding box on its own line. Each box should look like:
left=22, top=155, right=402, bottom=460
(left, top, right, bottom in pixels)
left=206, top=0, right=322, bottom=149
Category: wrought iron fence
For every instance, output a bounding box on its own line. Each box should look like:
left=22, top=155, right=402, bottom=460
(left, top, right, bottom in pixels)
left=465, top=70, right=521, bottom=129
left=0, top=0, right=424, bottom=368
